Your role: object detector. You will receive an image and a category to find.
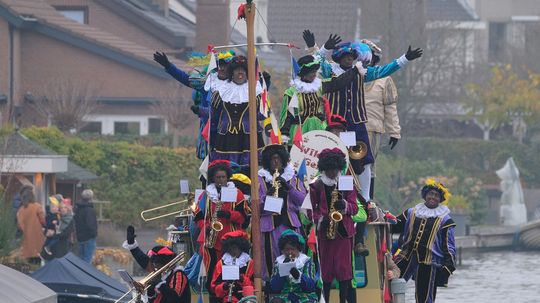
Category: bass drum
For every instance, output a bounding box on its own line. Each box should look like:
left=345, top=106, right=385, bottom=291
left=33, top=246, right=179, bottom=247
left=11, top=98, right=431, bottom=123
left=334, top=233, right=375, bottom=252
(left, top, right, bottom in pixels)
left=289, top=130, right=349, bottom=183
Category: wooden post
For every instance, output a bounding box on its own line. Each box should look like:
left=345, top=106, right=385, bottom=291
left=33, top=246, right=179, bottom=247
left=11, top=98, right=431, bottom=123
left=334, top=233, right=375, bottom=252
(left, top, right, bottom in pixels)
left=245, top=1, right=263, bottom=302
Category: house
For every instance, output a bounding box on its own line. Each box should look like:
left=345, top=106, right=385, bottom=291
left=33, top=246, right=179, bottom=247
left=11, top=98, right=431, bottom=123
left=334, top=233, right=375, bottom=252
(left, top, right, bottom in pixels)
left=0, top=0, right=196, bottom=136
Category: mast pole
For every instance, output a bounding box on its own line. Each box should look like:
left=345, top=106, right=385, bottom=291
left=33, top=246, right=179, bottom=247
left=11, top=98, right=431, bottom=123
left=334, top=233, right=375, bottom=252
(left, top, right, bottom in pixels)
left=245, top=1, right=263, bottom=302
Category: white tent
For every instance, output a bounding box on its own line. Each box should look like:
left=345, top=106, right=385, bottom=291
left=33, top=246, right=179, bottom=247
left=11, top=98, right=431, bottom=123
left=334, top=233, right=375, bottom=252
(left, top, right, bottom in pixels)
left=0, top=264, right=57, bottom=303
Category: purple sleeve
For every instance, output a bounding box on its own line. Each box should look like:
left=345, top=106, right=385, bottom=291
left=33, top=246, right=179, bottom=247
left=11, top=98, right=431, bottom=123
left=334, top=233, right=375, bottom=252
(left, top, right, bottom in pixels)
left=287, top=177, right=307, bottom=212
left=344, top=189, right=359, bottom=216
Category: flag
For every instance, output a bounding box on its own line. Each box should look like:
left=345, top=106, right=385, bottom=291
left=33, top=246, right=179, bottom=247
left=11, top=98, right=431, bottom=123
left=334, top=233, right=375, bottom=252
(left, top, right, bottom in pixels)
left=206, top=53, right=217, bottom=76
left=259, top=78, right=269, bottom=118
left=269, top=112, right=281, bottom=144
left=292, top=124, right=303, bottom=149
left=301, top=191, right=312, bottom=210
left=291, top=56, right=300, bottom=80
left=288, top=93, right=299, bottom=115
left=201, top=121, right=210, bottom=142
left=199, top=155, right=209, bottom=180
left=297, top=158, right=308, bottom=184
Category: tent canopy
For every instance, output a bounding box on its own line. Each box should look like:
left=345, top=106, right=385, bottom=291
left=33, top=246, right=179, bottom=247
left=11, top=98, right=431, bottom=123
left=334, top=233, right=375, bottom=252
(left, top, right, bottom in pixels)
left=0, top=264, right=57, bottom=303
left=31, top=253, right=128, bottom=302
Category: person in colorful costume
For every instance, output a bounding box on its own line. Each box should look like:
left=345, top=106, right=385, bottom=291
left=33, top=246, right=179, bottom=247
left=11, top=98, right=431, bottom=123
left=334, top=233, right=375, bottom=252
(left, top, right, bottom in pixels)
left=193, top=160, right=249, bottom=302
left=308, top=148, right=358, bottom=303
left=303, top=30, right=422, bottom=203
left=209, top=55, right=266, bottom=165
left=153, top=50, right=236, bottom=159
left=392, top=179, right=456, bottom=303
left=210, top=231, right=254, bottom=303
left=122, top=226, right=191, bottom=303
left=361, top=40, right=402, bottom=198
left=258, top=144, right=307, bottom=278
left=279, top=55, right=327, bottom=145
left=269, top=230, right=318, bottom=303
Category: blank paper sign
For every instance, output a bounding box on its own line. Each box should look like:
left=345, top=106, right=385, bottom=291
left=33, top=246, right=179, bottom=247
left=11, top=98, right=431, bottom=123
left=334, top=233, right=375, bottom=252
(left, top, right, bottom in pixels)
left=222, top=265, right=240, bottom=280
left=278, top=262, right=296, bottom=277
left=340, top=131, right=357, bottom=147
left=221, top=187, right=237, bottom=202
left=338, top=175, right=354, bottom=191
left=180, top=180, right=190, bottom=194
left=264, top=196, right=284, bottom=213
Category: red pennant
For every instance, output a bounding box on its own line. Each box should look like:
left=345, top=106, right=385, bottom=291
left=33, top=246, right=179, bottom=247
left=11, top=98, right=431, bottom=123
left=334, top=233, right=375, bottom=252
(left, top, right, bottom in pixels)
left=292, top=125, right=303, bottom=149
left=202, top=121, right=210, bottom=142
left=307, top=227, right=317, bottom=254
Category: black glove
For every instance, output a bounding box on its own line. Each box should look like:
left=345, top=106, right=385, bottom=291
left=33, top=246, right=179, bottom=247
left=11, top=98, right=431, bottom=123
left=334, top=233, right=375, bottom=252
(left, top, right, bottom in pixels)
left=233, top=283, right=242, bottom=292
left=334, top=199, right=346, bottom=211
left=302, top=29, right=315, bottom=48
left=290, top=115, right=301, bottom=124
left=319, top=219, right=330, bottom=231
left=217, top=210, right=231, bottom=219
left=262, top=71, right=271, bottom=85
left=223, top=282, right=231, bottom=290
left=388, top=137, right=399, bottom=150
left=316, top=112, right=326, bottom=122
left=290, top=267, right=300, bottom=279
left=190, top=105, right=200, bottom=116
left=324, top=34, right=342, bottom=50
left=277, top=176, right=292, bottom=191
left=126, top=225, right=136, bottom=245
left=153, top=51, right=171, bottom=69
left=405, top=46, right=423, bottom=61
left=266, top=186, right=277, bottom=197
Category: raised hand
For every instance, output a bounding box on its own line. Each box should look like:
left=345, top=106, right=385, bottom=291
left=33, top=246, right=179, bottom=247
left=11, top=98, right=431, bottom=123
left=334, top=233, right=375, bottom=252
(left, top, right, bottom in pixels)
left=190, top=105, right=200, bottom=116
left=388, top=137, right=399, bottom=150
left=324, top=34, right=342, bottom=50
left=302, top=29, right=316, bottom=48
left=405, top=46, right=423, bottom=61
left=126, top=225, right=136, bottom=244
left=153, top=51, right=171, bottom=68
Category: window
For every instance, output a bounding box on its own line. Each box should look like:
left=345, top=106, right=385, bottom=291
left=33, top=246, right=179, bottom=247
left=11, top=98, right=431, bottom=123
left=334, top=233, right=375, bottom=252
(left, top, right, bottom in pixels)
left=55, top=6, right=88, bottom=24
left=114, top=122, right=140, bottom=135
left=80, top=121, right=102, bottom=134
left=148, top=118, right=165, bottom=134
left=489, top=22, right=507, bottom=62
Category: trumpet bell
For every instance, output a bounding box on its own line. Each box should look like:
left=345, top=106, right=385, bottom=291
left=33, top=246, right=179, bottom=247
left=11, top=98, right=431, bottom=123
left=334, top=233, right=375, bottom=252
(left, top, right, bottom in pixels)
left=330, top=211, right=343, bottom=222
left=212, top=221, right=224, bottom=232
left=349, top=142, right=368, bottom=160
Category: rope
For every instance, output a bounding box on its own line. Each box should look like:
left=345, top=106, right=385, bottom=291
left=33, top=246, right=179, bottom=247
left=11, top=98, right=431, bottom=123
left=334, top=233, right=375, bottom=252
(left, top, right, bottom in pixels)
left=255, top=7, right=277, bottom=45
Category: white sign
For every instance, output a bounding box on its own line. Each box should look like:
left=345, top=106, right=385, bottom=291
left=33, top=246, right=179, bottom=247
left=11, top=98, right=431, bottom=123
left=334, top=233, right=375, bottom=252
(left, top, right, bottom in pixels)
left=222, top=265, right=240, bottom=280
left=338, top=175, right=354, bottom=191
left=339, top=131, right=357, bottom=147
left=221, top=187, right=237, bottom=202
left=290, top=130, right=349, bottom=184
left=264, top=196, right=284, bottom=213
left=180, top=180, right=190, bottom=194
left=278, top=262, right=296, bottom=277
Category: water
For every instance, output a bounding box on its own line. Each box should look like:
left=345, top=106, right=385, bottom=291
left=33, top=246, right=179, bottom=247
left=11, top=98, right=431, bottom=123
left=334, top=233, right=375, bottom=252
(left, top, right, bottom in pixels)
left=404, top=251, right=540, bottom=303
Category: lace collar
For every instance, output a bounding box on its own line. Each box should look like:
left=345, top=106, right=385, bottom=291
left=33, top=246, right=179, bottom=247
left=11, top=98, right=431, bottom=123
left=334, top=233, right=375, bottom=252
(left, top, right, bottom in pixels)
left=331, top=63, right=348, bottom=77
left=206, top=182, right=236, bottom=202
left=320, top=172, right=339, bottom=186
left=204, top=73, right=227, bottom=91
left=222, top=252, right=251, bottom=268
left=214, top=80, right=263, bottom=104
left=413, top=203, right=451, bottom=219
left=258, top=164, right=295, bottom=183
left=291, top=78, right=322, bottom=93
left=276, top=253, right=310, bottom=269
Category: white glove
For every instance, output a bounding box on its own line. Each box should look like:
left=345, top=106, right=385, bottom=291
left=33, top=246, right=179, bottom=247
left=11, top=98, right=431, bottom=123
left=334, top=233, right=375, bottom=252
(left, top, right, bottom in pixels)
left=355, top=62, right=367, bottom=76
left=281, top=135, right=290, bottom=144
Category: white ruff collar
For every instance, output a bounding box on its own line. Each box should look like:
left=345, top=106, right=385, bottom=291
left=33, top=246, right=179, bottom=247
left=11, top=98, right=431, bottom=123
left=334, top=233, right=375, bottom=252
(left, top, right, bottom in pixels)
left=291, top=78, right=322, bottom=93
left=258, top=164, right=295, bottom=183
left=320, top=172, right=339, bottom=186
left=222, top=252, right=251, bottom=268
left=414, top=203, right=451, bottom=219
left=204, top=72, right=228, bottom=91
left=215, top=80, right=263, bottom=104
left=331, top=63, right=347, bottom=77
left=207, top=182, right=235, bottom=202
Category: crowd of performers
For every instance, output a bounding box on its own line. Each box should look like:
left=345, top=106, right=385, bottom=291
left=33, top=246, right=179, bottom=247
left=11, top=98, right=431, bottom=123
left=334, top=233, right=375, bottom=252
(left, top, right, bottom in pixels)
left=122, top=30, right=456, bottom=303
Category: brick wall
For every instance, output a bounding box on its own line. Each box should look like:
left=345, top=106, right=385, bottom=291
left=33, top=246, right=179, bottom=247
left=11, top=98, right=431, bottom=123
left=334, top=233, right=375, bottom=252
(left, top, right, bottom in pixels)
left=196, top=0, right=230, bottom=51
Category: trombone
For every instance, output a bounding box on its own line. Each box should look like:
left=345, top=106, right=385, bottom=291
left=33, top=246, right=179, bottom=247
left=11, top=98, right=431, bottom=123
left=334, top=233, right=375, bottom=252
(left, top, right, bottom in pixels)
left=140, top=193, right=195, bottom=222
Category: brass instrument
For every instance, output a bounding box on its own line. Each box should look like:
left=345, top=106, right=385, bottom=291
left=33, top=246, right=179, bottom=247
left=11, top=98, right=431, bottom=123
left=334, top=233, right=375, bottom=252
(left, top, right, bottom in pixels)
left=206, top=197, right=224, bottom=248
left=226, top=281, right=235, bottom=303
left=131, top=252, right=187, bottom=299
left=272, top=168, right=281, bottom=198
left=327, top=187, right=342, bottom=240
left=140, top=193, right=195, bottom=222
left=348, top=141, right=368, bottom=160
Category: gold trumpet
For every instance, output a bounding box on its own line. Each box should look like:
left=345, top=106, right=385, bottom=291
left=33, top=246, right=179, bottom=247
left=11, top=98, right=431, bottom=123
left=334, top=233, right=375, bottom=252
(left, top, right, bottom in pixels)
left=133, top=251, right=186, bottom=294
left=349, top=141, right=368, bottom=160
left=140, top=193, right=195, bottom=222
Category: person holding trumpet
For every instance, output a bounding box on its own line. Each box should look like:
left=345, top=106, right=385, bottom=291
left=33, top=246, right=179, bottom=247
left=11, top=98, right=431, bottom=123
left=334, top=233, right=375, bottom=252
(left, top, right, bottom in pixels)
left=308, top=148, right=358, bottom=303
left=193, top=160, right=249, bottom=302
left=122, top=226, right=191, bottom=303
left=268, top=229, right=317, bottom=303
left=258, top=144, right=306, bottom=278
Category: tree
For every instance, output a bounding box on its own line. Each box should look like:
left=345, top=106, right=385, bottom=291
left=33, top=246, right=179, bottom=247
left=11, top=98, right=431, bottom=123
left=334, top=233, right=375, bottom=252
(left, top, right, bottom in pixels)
left=31, top=78, right=99, bottom=133
left=463, top=65, right=540, bottom=142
